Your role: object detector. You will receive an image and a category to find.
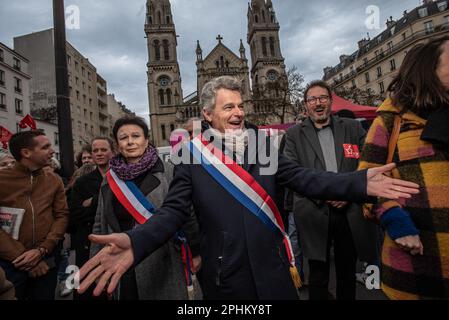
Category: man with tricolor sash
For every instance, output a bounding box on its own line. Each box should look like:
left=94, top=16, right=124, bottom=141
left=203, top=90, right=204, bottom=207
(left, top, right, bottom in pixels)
left=78, top=76, right=420, bottom=300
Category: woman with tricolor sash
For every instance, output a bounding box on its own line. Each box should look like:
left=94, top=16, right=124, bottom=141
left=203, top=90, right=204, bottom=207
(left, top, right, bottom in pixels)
left=90, top=116, right=201, bottom=300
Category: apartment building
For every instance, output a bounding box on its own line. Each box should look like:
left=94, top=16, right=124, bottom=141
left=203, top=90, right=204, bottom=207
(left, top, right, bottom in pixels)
left=323, top=0, right=449, bottom=97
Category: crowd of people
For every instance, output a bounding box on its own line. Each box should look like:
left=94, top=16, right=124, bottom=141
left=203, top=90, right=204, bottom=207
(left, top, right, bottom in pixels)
left=0, top=36, right=448, bottom=300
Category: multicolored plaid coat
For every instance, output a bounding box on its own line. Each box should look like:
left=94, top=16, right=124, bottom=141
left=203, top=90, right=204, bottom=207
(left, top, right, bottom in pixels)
left=359, top=99, right=449, bottom=300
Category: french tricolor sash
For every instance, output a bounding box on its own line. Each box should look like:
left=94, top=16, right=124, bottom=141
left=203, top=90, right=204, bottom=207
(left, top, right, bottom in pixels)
left=188, top=134, right=302, bottom=288
left=106, top=169, right=195, bottom=296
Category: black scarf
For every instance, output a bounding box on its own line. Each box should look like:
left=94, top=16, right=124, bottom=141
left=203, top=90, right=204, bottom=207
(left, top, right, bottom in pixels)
left=421, top=106, right=449, bottom=149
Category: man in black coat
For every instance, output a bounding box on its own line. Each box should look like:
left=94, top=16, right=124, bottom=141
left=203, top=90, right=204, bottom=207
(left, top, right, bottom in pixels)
left=77, top=76, right=419, bottom=300
left=69, top=137, right=114, bottom=299
left=284, top=81, right=379, bottom=300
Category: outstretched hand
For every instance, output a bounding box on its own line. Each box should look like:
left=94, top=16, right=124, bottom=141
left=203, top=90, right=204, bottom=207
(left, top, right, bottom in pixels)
left=366, top=163, right=420, bottom=200
left=77, top=233, right=134, bottom=296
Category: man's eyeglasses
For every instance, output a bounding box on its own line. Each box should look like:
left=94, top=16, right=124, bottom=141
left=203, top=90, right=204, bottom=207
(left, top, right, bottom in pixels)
left=306, top=95, right=330, bottom=105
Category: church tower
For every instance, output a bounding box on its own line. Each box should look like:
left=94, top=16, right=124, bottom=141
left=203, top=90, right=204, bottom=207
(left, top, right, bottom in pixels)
left=145, top=0, right=183, bottom=147
left=247, top=0, right=286, bottom=88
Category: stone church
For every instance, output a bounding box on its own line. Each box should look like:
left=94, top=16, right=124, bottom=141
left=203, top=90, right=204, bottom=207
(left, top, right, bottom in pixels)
left=145, top=0, right=290, bottom=147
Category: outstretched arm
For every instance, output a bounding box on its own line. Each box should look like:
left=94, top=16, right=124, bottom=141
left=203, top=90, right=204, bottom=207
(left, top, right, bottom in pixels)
left=277, top=155, right=419, bottom=203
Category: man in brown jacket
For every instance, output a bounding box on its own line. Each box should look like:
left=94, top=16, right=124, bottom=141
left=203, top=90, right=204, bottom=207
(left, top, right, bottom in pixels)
left=0, top=130, right=68, bottom=300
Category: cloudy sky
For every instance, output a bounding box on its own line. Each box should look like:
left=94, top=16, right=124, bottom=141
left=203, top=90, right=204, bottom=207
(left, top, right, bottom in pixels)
left=0, top=0, right=421, bottom=118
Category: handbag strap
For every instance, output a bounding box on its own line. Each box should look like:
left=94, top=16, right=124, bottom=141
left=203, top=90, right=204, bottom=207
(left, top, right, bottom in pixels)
left=387, top=115, right=402, bottom=164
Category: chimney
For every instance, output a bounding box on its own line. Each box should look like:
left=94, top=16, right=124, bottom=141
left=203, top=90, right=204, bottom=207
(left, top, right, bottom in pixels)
left=386, top=16, right=396, bottom=29
left=339, top=55, right=349, bottom=63
left=358, top=38, right=369, bottom=49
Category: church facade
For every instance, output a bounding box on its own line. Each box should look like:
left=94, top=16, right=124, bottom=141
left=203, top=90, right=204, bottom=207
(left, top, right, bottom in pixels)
left=145, top=0, right=291, bottom=147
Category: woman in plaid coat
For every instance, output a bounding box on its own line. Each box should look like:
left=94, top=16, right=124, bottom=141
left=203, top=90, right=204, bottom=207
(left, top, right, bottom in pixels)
left=359, top=36, right=449, bottom=300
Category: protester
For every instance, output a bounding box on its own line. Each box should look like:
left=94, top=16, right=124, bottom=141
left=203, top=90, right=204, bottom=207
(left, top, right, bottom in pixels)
left=358, top=36, right=449, bottom=300
left=0, top=131, right=68, bottom=300
left=89, top=116, right=201, bottom=300
left=69, top=137, right=114, bottom=300
left=75, top=145, right=93, bottom=168
left=78, top=76, right=419, bottom=300
left=284, top=80, right=379, bottom=300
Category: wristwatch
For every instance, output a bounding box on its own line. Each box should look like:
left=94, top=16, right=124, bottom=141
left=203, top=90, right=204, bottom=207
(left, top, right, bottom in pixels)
left=37, top=246, right=48, bottom=257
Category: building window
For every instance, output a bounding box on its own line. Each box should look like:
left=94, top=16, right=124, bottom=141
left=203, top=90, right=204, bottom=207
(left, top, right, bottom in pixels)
left=67, top=55, right=71, bottom=65
left=84, top=123, right=88, bottom=132
left=365, top=72, right=370, bottom=83
left=54, top=132, right=59, bottom=146
left=161, top=124, right=166, bottom=140
left=166, top=16, right=170, bottom=24
left=438, top=1, right=448, bottom=11
left=82, top=82, right=85, bottom=89
left=269, top=37, right=275, bottom=56
left=78, top=121, right=82, bottom=132
left=424, top=21, right=434, bottom=34
left=255, top=15, right=259, bottom=23
left=90, top=111, right=93, bottom=120
left=83, top=95, right=86, bottom=103
left=351, top=79, right=356, bottom=88
left=418, top=8, right=428, bottom=18
left=154, top=40, right=161, bottom=61
left=0, top=92, right=6, bottom=109
left=166, top=88, right=172, bottom=105
left=390, top=59, right=396, bottom=71
left=387, top=41, right=393, bottom=52
left=363, top=57, right=368, bottom=66
left=170, top=124, right=175, bottom=133
left=15, top=99, right=23, bottom=115
left=82, top=67, right=85, bottom=76
left=377, top=66, right=382, bottom=78
left=402, top=32, right=407, bottom=41
left=0, top=69, right=5, bottom=86
left=14, top=78, right=22, bottom=93
left=445, top=15, right=449, bottom=24
left=159, top=89, right=165, bottom=105
left=89, top=98, right=92, bottom=107
left=77, top=106, right=81, bottom=114
left=163, top=39, right=170, bottom=60
left=76, top=90, right=80, bottom=100
left=13, top=58, right=21, bottom=71
left=262, top=37, right=268, bottom=56
left=379, top=82, right=385, bottom=94
left=88, top=72, right=91, bottom=80
left=75, top=61, right=79, bottom=71
left=75, top=77, right=79, bottom=85
left=83, top=108, right=87, bottom=117
left=0, top=49, right=4, bottom=62
left=157, top=11, right=161, bottom=24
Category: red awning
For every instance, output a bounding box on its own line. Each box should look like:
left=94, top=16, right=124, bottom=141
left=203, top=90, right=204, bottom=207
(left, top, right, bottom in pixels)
left=331, top=93, right=378, bottom=120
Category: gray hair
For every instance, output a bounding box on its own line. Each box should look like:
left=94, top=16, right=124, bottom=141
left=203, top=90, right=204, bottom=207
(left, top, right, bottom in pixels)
left=201, top=76, right=243, bottom=112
